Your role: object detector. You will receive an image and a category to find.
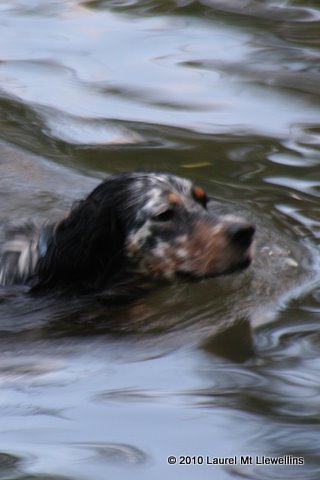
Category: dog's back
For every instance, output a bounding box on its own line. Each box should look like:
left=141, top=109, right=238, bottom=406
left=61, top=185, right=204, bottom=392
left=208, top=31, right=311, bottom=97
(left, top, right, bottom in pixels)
left=0, top=222, right=52, bottom=286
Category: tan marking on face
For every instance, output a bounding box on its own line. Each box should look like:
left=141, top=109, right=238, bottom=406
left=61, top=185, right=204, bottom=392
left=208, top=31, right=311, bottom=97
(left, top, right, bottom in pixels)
left=167, top=192, right=182, bottom=205
left=193, top=186, right=206, bottom=203
left=179, top=222, right=236, bottom=275
left=127, top=219, right=253, bottom=281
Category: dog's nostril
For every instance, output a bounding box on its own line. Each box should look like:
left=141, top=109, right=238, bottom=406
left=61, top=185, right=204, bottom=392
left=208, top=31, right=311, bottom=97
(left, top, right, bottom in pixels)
left=226, top=224, right=255, bottom=248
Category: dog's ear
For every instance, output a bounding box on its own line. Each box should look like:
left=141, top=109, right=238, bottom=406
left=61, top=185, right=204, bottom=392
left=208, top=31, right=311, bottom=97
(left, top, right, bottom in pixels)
left=34, top=187, right=127, bottom=290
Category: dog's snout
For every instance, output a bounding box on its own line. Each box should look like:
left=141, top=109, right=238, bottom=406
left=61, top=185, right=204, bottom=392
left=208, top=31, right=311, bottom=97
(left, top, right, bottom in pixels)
left=226, top=223, right=255, bottom=249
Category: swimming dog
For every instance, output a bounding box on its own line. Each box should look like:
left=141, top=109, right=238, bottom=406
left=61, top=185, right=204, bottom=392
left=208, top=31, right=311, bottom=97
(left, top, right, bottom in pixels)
left=0, top=170, right=255, bottom=297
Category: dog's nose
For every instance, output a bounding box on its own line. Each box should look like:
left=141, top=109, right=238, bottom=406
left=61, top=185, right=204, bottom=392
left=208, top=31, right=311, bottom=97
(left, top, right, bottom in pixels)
left=226, top=223, right=255, bottom=249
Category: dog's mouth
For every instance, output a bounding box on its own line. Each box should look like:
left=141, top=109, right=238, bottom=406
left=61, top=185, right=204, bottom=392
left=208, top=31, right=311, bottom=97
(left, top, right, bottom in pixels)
left=176, top=253, right=253, bottom=281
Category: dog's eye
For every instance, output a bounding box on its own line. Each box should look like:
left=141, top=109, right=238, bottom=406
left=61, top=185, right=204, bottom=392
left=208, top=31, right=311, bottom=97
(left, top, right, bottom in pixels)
left=152, top=209, right=175, bottom=222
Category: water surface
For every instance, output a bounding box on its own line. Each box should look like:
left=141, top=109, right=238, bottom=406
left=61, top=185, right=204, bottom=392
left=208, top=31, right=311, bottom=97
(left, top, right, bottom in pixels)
left=0, top=1, right=320, bottom=479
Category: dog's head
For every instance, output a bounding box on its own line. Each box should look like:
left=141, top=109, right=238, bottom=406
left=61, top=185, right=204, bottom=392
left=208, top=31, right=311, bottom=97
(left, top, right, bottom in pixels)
left=35, top=171, right=255, bottom=291
left=123, top=171, right=255, bottom=281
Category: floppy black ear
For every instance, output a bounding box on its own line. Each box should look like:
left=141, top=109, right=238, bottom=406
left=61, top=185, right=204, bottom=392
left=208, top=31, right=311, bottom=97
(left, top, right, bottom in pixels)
left=33, top=186, right=127, bottom=290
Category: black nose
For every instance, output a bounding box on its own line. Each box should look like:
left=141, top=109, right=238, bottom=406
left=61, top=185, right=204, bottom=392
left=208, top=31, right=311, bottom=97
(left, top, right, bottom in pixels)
left=226, top=223, right=255, bottom=249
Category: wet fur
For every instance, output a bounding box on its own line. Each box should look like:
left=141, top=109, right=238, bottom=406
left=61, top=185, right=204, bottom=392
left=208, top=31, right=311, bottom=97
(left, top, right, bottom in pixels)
left=0, top=170, right=254, bottom=297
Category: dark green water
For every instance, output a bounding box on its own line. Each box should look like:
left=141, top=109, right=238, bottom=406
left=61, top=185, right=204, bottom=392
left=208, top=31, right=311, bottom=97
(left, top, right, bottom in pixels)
left=0, top=1, right=320, bottom=479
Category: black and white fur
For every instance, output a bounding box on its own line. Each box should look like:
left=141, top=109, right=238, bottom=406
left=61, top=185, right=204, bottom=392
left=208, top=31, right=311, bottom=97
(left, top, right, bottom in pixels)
left=0, top=170, right=255, bottom=296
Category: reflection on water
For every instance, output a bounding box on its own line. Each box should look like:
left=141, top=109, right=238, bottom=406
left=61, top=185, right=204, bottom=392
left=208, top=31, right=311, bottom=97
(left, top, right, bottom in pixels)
left=0, top=0, right=320, bottom=479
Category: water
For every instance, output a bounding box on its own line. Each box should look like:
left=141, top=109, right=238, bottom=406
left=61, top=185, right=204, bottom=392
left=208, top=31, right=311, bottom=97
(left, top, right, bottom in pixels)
left=0, top=0, right=320, bottom=478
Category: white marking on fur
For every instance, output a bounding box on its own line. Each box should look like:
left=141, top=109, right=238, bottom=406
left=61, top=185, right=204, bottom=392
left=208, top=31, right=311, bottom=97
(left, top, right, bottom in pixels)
left=152, top=243, right=169, bottom=259
left=126, top=221, right=152, bottom=257
left=176, top=248, right=188, bottom=259
left=222, top=215, right=248, bottom=224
